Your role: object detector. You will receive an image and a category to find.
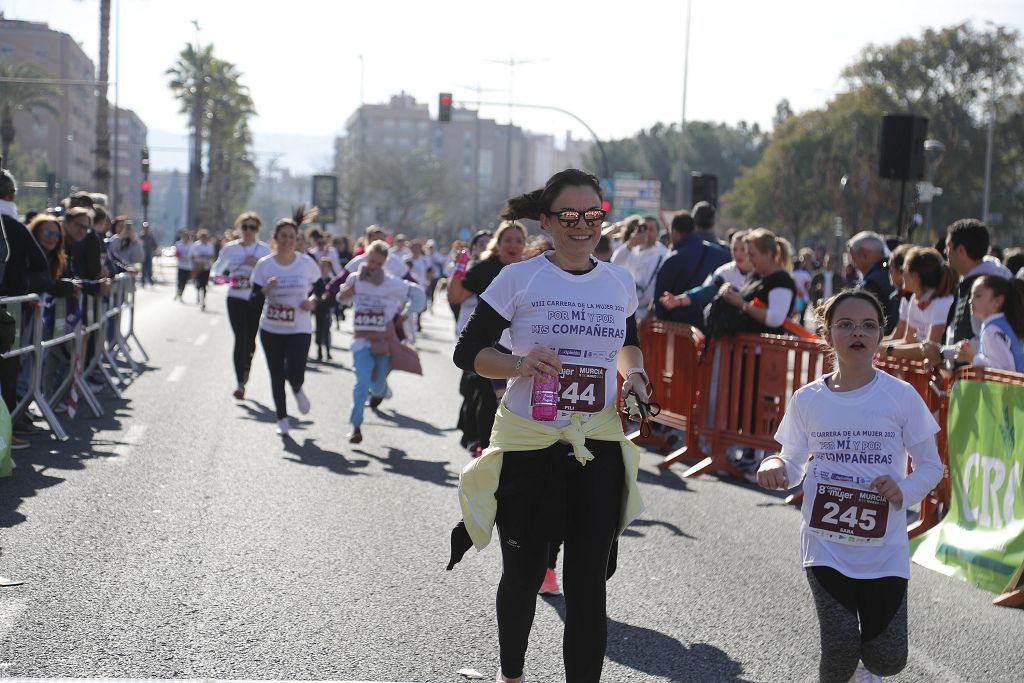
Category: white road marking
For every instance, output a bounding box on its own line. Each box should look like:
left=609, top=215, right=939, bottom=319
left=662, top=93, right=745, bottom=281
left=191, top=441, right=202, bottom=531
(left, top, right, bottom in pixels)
left=111, top=424, right=148, bottom=459
left=209, top=318, right=219, bottom=327
left=194, top=333, right=209, bottom=347
left=0, top=596, right=28, bottom=644
left=166, top=366, right=186, bottom=383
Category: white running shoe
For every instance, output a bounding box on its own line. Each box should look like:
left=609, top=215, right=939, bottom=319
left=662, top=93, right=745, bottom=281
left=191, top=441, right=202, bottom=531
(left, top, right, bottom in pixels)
left=294, top=388, right=310, bottom=414
left=276, top=419, right=289, bottom=435
left=849, top=663, right=881, bottom=683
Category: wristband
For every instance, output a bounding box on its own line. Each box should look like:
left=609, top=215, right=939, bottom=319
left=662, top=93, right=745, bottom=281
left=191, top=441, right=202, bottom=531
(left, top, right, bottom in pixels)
left=625, top=367, right=648, bottom=385
left=514, top=355, right=525, bottom=376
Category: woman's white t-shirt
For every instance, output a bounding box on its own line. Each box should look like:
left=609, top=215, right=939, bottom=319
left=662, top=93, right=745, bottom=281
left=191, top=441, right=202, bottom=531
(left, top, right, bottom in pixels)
left=773, top=370, right=942, bottom=579
left=481, top=253, right=638, bottom=428
left=191, top=241, right=216, bottom=270
left=213, top=240, right=272, bottom=300
left=175, top=240, right=191, bottom=270
left=905, top=291, right=954, bottom=341
left=250, top=253, right=322, bottom=334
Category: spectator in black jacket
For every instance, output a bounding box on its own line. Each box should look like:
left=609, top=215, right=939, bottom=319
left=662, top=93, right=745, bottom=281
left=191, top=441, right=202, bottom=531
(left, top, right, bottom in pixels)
left=0, top=170, right=52, bottom=446
left=653, top=210, right=729, bottom=330
left=847, top=231, right=898, bottom=333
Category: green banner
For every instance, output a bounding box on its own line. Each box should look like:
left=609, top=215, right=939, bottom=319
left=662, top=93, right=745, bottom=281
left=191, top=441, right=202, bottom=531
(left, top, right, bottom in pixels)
left=0, top=398, right=11, bottom=478
left=912, top=379, right=1024, bottom=593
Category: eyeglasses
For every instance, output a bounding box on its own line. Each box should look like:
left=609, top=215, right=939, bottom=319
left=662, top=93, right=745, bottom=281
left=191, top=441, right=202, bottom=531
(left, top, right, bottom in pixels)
left=241, top=223, right=259, bottom=231
left=832, top=320, right=881, bottom=335
left=544, top=207, right=607, bottom=229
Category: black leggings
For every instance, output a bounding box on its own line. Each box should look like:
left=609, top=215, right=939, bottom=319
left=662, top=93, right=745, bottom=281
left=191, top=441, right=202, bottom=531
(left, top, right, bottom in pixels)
left=176, top=268, right=191, bottom=297
left=806, top=566, right=909, bottom=682
left=495, top=439, right=624, bottom=682
left=314, top=302, right=332, bottom=349
left=259, top=330, right=311, bottom=419
left=227, top=297, right=261, bottom=385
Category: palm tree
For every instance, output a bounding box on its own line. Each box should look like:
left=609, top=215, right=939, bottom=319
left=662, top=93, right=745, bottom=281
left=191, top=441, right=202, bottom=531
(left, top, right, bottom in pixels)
left=0, top=61, right=61, bottom=162
left=93, top=0, right=112, bottom=194
left=166, top=44, right=214, bottom=229
left=200, top=58, right=255, bottom=230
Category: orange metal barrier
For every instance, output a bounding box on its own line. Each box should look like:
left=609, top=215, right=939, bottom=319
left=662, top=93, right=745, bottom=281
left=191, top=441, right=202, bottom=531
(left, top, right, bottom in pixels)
left=629, top=319, right=705, bottom=458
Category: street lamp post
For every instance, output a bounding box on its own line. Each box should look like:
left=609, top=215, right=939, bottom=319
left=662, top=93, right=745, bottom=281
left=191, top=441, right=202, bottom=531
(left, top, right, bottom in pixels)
left=920, top=139, right=946, bottom=240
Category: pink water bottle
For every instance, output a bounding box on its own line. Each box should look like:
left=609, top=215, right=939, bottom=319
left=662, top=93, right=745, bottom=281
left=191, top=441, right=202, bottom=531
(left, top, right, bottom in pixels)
left=531, top=372, right=559, bottom=421
left=453, top=249, right=470, bottom=280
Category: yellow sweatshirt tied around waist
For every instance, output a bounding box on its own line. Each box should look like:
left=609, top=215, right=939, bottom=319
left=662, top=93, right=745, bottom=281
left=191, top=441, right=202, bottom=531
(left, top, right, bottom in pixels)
left=458, top=402, right=645, bottom=550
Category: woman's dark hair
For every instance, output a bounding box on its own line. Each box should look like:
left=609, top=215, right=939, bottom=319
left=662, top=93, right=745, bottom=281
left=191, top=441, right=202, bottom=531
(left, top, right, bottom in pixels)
left=1003, top=248, right=1024, bottom=277
left=26, top=213, right=66, bottom=279
left=975, top=275, right=1024, bottom=338
left=499, top=168, right=602, bottom=221
left=889, top=243, right=915, bottom=272
left=274, top=219, right=298, bottom=239
left=905, top=247, right=957, bottom=297
left=814, top=289, right=887, bottom=337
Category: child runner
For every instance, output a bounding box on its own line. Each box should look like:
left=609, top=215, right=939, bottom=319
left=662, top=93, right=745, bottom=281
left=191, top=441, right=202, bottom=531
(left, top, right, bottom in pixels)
left=954, top=274, right=1024, bottom=372
left=757, top=289, right=943, bottom=683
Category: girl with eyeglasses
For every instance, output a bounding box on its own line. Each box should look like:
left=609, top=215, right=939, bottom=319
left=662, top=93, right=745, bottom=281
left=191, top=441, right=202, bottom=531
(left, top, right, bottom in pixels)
left=757, top=289, right=942, bottom=683
left=212, top=212, right=272, bottom=400
left=451, top=168, right=649, bottom=683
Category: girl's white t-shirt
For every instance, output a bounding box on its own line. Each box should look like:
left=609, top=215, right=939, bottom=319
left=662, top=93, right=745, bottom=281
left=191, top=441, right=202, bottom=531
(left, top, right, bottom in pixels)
left=191, top=241, right=216, bottom=270
left=773, top=370, right=941, bottom=579
left=905, top=291, right=954, bottom=341
left=349, top=274, right=414, bottom=352
left=213, top=240, right=272, bottom=300
left=250, top=253, right=322, bottom=334
left=175, top=241, right=191, bottom=270
left=481, top=253, right=638, bottom=428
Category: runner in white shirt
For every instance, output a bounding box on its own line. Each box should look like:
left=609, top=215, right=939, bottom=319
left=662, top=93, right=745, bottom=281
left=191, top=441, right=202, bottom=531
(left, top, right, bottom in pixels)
left=173, top=230, right=192, bottom=301
left=211, top=212, right=272, bottom=399
left=338, top=240, right=424, bottom=444
left=883, top=247, right=956, bottom=361
left=617, top=216, right=667, bottom=320
left=758, top=290, right=943, bottom=683
left=190, top=230, right=216, bottom=310
left=249, top=218, right=324, bottom=435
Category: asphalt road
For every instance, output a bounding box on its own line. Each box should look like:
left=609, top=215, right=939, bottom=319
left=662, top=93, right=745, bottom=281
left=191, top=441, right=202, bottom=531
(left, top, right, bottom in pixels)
left=0, top=277, right=1021, bottom=682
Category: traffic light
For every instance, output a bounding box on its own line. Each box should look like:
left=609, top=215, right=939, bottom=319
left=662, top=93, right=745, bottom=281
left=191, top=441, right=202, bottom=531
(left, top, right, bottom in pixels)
left=140, top=180, right=151, bottom=207
left=438, top=92, right=453, bottom=123
left=141, top=147, right=150, bottom=175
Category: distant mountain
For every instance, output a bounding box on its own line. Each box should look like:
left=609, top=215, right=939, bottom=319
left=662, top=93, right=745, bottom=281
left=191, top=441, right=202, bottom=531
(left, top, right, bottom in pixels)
left=147, top=129, right=340, bottom=175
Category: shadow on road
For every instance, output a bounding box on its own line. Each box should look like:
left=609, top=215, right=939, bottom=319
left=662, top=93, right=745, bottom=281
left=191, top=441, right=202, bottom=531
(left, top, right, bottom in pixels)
left=0, top=399, right=131, bottom=530
left=621, top=517, right=694, bottom=540
left=636, top=465, right=691, bottom=492
left=280, top=437, right=370, bottom=476
left=542, top=597, right=754, bottom=682
left=358, top=446, right=458, bottom=488
left=372, top=408, right=445, bottom=436
left=236, top=399, right=311, bottom=429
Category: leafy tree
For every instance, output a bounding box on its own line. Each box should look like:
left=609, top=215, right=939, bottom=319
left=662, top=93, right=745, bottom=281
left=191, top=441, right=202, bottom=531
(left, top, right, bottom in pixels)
left=362, top=148, right=459, bottom=231
left=0, top=61, right=60, bottom=162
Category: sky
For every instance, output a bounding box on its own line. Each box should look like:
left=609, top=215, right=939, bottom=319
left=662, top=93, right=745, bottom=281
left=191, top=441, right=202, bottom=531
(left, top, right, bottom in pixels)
left=5, top=0, right=1023, bottom=173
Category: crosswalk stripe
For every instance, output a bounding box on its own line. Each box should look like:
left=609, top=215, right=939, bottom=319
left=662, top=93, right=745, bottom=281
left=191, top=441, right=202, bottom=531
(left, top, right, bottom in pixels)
left=166, top=366, right=186, bottom=382
left=194, top=333, right=209, bottom=347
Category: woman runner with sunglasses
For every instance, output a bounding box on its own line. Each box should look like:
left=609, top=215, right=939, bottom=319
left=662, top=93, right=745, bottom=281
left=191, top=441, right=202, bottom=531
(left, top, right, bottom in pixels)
left=212, top=212, right=272, bottom=399
left=451, top=168, right=649, bottom=683
left=757, top=290, right=943, bottom=683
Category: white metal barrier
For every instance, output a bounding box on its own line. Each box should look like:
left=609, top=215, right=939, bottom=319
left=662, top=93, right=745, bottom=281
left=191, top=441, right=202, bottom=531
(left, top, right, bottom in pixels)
left=0, top=273, right=147, bottom=442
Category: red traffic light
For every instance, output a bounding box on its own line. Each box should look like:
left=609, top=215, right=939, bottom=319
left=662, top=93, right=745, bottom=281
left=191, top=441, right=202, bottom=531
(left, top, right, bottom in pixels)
left=440, top=95, right=451, bottom=105
left=140, top=180, right=151, bottom=192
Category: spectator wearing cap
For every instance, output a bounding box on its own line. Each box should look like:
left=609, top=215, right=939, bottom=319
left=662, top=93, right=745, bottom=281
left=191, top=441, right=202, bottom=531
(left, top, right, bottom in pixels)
left=692, top=201, right=729, bottom=250
left=847, top=231, right=898, bottom=334
left=653, top=209, right=729, bottom=330
left=0, top=169, right=52, bottom=447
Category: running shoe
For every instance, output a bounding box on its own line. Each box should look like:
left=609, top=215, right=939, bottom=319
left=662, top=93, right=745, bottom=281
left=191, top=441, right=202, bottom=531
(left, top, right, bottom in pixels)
left=368, top=394, right=384, bottom=409
left=294, top=388, right=311, bottom=415
left=495, top=670, right=525, bottom=682
left=849, top=664, right=881, bottom=683
left=538, top=568, right=561, bottom=595
left=232, top=385, right=245, bottom=400
left=348, top=427, right=363, bottom=444
left=276, top=419, right=289, bottom=436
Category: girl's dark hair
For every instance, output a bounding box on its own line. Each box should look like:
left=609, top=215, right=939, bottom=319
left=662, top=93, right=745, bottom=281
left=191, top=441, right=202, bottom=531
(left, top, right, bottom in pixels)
left=976, top=275, right=1024, bottom=338
left=274, top=219, right=298, bottom=239
left=499, top=168, right=602, bottom=221
left=814, top=289, right=887, bottom=336
left=905, top=247, right=957, bottom=297
left=889, top=243, right=915, bottom=271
